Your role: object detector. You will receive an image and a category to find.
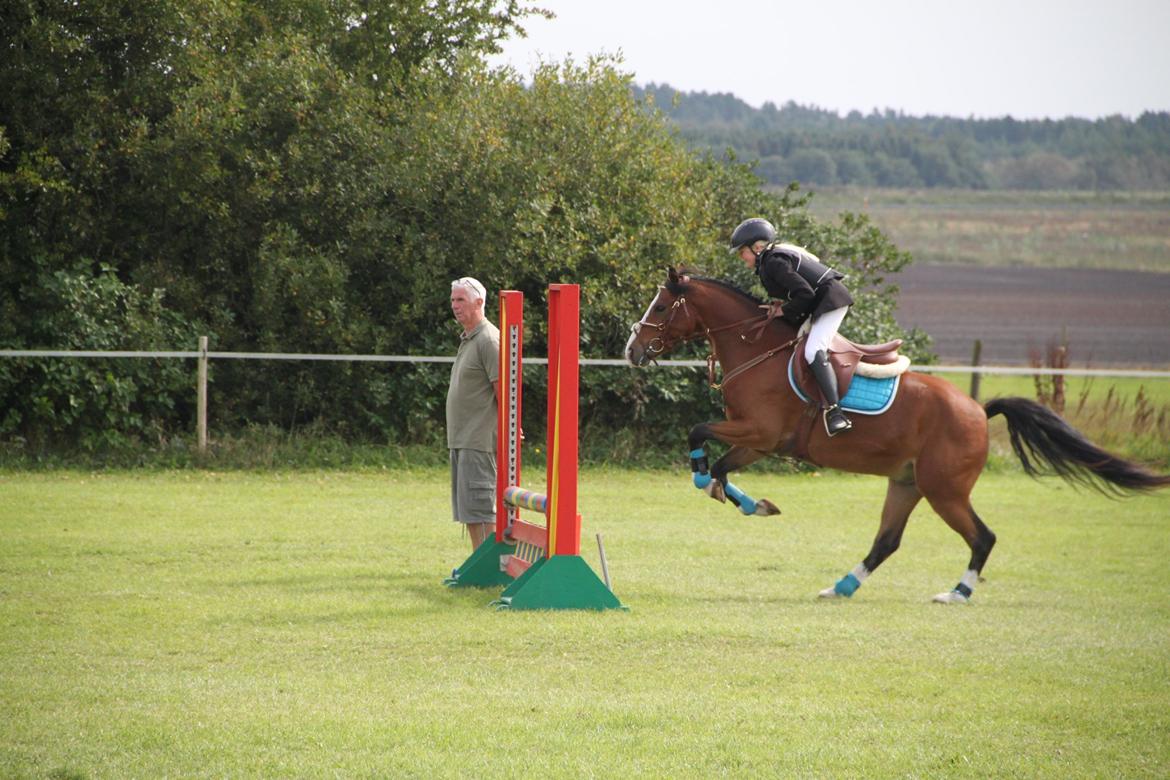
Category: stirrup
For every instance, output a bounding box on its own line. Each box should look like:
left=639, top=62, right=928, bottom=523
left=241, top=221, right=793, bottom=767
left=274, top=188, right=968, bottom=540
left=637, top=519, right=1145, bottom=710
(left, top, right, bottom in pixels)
left=823, top=405, right=852, bottom=437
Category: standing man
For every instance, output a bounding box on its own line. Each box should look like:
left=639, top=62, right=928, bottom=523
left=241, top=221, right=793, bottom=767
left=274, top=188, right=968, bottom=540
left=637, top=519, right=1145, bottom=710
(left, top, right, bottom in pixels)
left=446, top=277, right=500, bottom=551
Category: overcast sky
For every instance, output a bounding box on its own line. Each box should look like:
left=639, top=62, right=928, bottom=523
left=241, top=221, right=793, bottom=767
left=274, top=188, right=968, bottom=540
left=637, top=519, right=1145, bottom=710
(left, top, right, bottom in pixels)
left=489, top=0, right=1170, bottom=120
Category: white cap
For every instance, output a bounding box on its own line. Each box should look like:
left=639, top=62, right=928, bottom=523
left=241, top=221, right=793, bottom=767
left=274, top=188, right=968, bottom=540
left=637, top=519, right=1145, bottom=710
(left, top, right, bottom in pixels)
left=451, top=276, right=486, bottom=303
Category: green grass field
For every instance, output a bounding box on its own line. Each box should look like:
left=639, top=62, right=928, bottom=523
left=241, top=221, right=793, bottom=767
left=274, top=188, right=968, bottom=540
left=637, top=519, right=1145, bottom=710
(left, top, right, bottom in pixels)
left=3, top=467, right=1169, bottom=777
left=806, top=188, right=1170, bottom=271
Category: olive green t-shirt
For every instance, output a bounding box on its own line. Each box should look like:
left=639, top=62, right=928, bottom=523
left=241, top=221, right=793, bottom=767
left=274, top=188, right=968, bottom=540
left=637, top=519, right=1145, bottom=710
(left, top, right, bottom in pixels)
left=445, top=319, right=500, bottom=451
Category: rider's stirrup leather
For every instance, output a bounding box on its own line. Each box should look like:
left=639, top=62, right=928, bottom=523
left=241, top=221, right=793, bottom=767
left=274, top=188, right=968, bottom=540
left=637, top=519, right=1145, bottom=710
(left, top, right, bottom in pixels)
left=810, top=349, right=852, bottom=437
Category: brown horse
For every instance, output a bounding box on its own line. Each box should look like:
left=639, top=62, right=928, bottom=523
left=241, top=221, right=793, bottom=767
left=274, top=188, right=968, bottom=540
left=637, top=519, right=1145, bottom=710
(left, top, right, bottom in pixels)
left=625, top=268, right=1170, bottom=603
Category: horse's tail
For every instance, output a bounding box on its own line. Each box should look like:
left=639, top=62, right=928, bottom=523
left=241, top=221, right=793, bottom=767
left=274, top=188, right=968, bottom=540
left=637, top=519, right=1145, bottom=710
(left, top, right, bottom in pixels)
left=985, top=397, right=1170, bottom=496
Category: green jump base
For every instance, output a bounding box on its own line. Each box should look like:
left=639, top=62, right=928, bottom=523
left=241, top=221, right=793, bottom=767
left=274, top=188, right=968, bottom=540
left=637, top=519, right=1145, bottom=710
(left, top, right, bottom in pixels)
left=491, top=555, right=626, bottom=611
left=443, top=538, right=516, bottom=588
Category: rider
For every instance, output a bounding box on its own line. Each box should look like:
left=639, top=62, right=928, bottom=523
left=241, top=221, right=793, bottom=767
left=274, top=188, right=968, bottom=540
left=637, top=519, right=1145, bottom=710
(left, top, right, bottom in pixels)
left=730, top=217, right=854, bottom=436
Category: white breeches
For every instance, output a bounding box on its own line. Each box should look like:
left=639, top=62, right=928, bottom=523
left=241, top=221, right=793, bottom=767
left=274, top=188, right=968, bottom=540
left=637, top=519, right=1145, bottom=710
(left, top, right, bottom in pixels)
left=804, top=306, right=849, bottom=363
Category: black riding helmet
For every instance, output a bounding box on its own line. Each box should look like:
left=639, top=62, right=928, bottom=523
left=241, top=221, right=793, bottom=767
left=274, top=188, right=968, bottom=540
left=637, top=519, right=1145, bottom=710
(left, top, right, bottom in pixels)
left=728, top=218, right=776, bottom=253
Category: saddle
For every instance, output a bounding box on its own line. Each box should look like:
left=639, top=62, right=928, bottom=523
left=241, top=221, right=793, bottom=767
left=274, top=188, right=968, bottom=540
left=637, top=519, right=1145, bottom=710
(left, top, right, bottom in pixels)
left=791, top=333, right=908, bottom=405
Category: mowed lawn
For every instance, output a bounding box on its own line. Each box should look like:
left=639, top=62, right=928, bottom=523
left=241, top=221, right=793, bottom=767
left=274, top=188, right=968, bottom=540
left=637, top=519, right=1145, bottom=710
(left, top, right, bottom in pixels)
left=2, top=467, right=1168, bottom=778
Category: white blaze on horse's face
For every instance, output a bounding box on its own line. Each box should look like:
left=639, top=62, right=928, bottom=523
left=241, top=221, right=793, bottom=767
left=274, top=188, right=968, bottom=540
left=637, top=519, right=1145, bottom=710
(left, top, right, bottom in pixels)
left=625, top=288, right=666, bottom=367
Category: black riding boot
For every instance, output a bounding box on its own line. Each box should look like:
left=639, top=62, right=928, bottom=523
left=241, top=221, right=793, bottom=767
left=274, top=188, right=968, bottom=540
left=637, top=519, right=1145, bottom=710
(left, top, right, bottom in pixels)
left=810, top=350, right=852, bottom=437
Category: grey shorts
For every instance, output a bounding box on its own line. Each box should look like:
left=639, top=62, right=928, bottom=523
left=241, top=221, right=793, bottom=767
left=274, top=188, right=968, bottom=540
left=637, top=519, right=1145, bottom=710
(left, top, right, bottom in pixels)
left=449, top=448, right=497, bottom=525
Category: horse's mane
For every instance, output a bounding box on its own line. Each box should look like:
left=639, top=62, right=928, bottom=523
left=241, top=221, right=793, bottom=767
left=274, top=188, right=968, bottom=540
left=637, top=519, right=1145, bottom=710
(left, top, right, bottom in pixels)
left=667, top=272, right=764, bottom=306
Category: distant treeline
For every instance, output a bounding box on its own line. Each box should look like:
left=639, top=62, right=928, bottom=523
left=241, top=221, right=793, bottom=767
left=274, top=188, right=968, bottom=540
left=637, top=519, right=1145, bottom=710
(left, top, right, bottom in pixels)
left=636, top=84, right=1170, bottom=190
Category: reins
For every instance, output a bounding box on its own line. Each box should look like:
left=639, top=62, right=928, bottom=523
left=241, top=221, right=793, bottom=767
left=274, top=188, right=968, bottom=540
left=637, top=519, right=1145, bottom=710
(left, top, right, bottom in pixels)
left=707, top=334, right=801, bottom=391
left=687, top=298, right=801, bottom=391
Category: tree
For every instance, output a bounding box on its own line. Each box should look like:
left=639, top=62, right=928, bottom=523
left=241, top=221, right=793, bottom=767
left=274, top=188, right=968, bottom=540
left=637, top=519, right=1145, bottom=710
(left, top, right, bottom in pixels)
left=757, top=155, right=793, bottom=185
left=1, top=4, right=929, bottom=454
left=913, top=145, right=961, bottom=187
left=870, top=153, right=923, bottom=187
left=0, top=0, right=538, bottom=445
left=788, top=149, right=837, bottom=185
left=833, top=150, right=874, bottom=185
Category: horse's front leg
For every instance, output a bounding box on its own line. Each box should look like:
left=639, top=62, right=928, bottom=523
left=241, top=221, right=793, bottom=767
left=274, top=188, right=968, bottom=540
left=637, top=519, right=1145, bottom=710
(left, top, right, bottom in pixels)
left=688, top=422, right=782, bottom=516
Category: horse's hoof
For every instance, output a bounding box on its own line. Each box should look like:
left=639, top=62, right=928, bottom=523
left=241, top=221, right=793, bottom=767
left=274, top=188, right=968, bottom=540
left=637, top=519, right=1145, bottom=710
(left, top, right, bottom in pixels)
left=932, top=590, right=971, bottom=605
left=753, top=499, right=781, bottom=516
left=818, top=586, right=844, bottom=599
left=703, top=480, right=727, bottom=503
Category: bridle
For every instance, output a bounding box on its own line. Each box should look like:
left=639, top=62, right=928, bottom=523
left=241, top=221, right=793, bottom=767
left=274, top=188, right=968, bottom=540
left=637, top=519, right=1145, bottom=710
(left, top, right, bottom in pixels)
left=629, top=290, right=696, bottom=360
left=630, top=286, right=801, bottom=389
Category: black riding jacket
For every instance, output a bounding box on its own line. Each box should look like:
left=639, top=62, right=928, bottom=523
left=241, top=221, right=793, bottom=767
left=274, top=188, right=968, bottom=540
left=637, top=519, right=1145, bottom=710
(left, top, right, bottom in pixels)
left=755, top=243, right=854, bottom=327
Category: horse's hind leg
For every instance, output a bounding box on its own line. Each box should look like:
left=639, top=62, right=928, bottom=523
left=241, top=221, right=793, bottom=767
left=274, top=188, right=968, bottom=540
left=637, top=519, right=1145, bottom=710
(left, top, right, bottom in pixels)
left=903, top=416, right=997, bottom=603
left=924, top=494, right=997, bottom=604
left=819, top=470, right=922, bottom=599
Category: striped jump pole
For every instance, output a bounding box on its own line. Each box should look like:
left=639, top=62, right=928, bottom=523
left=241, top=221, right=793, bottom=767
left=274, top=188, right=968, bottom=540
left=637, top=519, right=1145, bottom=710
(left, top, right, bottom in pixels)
left=497, top=289, right=524, bottom=546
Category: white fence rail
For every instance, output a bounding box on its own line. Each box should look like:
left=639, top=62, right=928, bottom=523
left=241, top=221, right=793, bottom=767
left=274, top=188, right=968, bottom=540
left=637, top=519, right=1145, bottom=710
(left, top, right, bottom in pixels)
left=5, top=348, right=1170, bottom=376
left=4, top=346, right=1168, bottom=453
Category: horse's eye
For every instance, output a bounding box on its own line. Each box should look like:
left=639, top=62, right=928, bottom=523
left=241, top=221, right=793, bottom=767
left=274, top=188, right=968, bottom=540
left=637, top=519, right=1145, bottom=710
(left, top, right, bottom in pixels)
left=653, top=304, right=666, bottom=313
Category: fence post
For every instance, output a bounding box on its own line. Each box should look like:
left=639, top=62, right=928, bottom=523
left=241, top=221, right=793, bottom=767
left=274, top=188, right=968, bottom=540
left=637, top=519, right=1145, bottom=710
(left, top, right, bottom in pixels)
left=969, top=339, right=983, bottom=400
left=197, top=336, right=208, bottom=453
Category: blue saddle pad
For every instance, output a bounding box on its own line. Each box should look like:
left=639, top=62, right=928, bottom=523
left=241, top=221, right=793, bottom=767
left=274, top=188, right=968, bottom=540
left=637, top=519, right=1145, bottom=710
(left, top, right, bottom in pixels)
left=788, top=355, right=901, bottom=415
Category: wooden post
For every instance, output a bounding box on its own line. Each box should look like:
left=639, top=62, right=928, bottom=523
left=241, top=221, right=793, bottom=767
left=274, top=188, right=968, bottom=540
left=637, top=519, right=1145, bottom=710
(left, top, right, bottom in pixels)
left=197, top=336, right=208, bottom=453
left=969, top=339, right=982, bottom=401
left=596, top=533, right=612, bottom=590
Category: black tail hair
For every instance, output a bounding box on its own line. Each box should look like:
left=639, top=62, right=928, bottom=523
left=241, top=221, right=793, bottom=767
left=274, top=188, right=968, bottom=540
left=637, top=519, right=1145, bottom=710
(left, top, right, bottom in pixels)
left=985, top=397, right=1170, bottom=496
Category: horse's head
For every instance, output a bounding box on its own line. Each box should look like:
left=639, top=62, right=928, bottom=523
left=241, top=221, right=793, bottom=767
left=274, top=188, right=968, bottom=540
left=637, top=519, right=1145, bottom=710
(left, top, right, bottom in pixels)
left=624, top=267, right=708, bottom=367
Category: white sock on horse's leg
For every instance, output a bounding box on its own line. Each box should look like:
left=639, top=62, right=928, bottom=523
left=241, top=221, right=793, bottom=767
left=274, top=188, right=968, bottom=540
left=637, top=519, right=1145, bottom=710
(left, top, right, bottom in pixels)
left=957, top=568, right=978, bottom=598
left=933, top=568, right=979, bottom=604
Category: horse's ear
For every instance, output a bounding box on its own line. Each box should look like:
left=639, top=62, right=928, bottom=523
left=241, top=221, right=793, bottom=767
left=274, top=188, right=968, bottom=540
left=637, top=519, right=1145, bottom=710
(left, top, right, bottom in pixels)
left=667, top=266, right=679, bottom=285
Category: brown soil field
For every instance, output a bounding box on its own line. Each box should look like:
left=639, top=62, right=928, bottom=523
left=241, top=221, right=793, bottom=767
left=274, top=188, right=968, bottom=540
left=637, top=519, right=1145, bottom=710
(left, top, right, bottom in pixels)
left=892, top=264, right=1170, bottom=367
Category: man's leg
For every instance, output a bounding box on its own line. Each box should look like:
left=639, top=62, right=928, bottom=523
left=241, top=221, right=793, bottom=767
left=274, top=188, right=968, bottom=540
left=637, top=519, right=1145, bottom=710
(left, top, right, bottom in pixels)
left=453, top=448, right=497, bottom=551
left=468, top=521, right=493, bottom=550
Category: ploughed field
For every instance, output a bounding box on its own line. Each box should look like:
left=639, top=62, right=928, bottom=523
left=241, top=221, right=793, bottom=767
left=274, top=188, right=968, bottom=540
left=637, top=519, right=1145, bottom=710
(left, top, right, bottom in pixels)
left=893, top=263, right=1170, bottom=367
left=804, top=188, right=1170, bottom=368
